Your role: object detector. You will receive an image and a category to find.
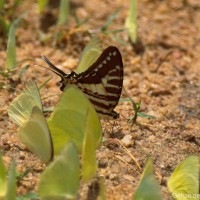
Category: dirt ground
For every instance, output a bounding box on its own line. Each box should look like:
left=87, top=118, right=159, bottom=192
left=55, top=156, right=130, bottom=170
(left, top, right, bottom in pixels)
left=0, top=0, right=200, bottom=199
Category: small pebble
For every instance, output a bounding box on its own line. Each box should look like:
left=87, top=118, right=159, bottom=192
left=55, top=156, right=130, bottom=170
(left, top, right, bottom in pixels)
left=19, top=152, right=26, bottom=160
left=121, top=134, right=133, bottom=147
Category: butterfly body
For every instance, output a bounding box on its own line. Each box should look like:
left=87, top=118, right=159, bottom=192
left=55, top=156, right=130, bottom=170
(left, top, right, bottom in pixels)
left=42, top=46, right=123, bottom=119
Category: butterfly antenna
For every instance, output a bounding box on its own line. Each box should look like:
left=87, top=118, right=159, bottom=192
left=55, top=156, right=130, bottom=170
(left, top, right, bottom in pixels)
left=41, top=55, right=66, bottom=77
left=34, top=64, right=63, bottom=77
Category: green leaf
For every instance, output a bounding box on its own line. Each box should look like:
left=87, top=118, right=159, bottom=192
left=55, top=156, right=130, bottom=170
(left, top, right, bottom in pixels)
left=120, top=97, right=137, bottom=110
left=5, top=161, right=16, bottom=200
left=18, top=106, right=53, bottom=164
left=97, top=176, right=107, bottom=200
left=6, top=16, right=23, bottom=70
left=17, top=193, right=40, bottom=200
left=81, top=105, right=102, bottom=182
left=101, top=8, right=121, bottom=32
left=0, top=70, right=10, bottom=78
left=110, top=34, right=128, bottom=45
left=6, top=22, right=17, bottom=70
left=48, top=85, right=102, bottom=155
left=18, top=64, right=30, bottom=79
left=0, top=16, right=9, bottom=37
left=8, top=81, right=42, bottom=126
left=72, top=11, right=88, bottom=27
left=38, top=0, right=49, bottom=13
left=39, top=76, right=53, bottom=90
left=168, top=156, right=199, bottom=200
left=13, top=0, right=21, bottom=7
left=38, top=142, right=80, bottom=199
left=0, top=157, right=16, bottom=200
left=57, top=0, right=70, bottom=25
left=137, top=112, right=156, bottom=119
left=16, top=168, right=30, bottom=181
left=77, top=37, right=101, bottom=73
left=0, top=0, right=5, bottom=9
left=0, top=153, right=7, bottom=197
left=133, top=158, right=163, bottom=200
left=125, top=0, right=137, bottom=43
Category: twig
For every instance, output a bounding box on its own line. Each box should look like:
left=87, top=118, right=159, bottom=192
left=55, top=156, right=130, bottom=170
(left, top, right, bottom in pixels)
left=116, top=139, right=142, bottom=171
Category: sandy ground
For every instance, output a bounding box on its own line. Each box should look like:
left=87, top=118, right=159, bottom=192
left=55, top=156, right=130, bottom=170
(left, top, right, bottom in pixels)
left=0, top=0, right=199, bottom=199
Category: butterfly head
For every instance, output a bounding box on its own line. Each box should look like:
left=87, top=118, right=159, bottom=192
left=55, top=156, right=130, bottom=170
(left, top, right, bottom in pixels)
left=60, top=72, right=78, bottom=91
left=41, top=55, right=78, bottom=91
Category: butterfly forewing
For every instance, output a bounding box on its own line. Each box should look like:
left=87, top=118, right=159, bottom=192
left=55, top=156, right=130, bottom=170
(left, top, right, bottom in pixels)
left=76, top=46, right=123, bottom=83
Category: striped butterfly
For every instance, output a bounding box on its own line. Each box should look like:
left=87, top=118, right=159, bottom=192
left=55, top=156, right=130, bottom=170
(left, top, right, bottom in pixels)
left=42, top=46, right=123, bottom=119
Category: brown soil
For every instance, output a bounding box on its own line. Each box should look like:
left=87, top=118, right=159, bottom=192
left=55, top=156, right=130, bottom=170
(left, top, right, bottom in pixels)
left=0, top=0, right=199, bottom=200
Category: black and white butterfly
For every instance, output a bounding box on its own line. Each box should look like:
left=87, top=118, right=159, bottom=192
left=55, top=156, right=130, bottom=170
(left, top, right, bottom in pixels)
left=42, top=46, right=123, bottom=119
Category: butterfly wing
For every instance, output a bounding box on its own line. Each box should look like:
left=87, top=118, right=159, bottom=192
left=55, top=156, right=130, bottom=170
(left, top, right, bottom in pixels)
left=18, top=106, right=53, bottom=164
left=168, top=156, right=199, bottom=200
left=75, top=46, right=123, bottom=118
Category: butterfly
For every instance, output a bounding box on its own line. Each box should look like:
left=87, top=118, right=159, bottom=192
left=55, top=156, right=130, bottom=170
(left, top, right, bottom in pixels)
left=168, top=156, right=199, bottom=200
left=8, top=81, right=53, bottom=163
left=42, top=46, right=123, bottom=119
